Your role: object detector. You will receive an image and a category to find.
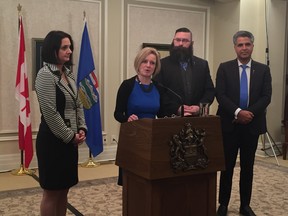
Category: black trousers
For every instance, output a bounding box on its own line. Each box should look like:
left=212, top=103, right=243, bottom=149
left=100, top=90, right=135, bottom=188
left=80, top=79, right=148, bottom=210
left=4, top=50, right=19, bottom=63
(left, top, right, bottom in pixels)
left=218, top=126, right=259, bottom=207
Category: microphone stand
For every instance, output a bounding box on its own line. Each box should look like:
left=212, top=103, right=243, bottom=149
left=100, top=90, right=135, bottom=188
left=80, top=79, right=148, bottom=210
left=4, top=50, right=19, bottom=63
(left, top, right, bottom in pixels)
left=180, top=104, right=184, bottom=117
left=260, top=47, right=280, bottom=165
left=156, top=81, right=185, bottom=117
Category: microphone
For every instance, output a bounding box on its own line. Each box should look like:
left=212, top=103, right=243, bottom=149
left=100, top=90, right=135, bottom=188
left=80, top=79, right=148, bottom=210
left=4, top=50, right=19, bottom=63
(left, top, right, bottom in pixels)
left=265, top=48, right=270, bottom=66
left=154, top=81, right=184, bottom=117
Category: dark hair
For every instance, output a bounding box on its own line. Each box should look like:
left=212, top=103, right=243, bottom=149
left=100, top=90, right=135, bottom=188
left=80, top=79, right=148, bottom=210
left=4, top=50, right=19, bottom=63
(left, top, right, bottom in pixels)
left=42, top=31, right=74, bottom=66
left=175, top=27, right=192, bottom=35
left=233, top=30, right=254, bottom=45
left=173, top=27, right=193, bottom=44
left=170, top=27, right=193, bottom=59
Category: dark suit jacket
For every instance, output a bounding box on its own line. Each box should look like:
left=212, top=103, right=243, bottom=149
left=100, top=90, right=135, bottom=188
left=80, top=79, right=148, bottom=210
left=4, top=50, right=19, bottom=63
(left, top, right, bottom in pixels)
left=154, top=55, right=215, bottom=116
left=216, top=59, right=272, bottom=135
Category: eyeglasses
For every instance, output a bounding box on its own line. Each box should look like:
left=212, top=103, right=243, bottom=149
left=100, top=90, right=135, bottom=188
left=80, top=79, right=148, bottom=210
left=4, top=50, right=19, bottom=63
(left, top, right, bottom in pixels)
left=173, top=38, right=191, bottom=44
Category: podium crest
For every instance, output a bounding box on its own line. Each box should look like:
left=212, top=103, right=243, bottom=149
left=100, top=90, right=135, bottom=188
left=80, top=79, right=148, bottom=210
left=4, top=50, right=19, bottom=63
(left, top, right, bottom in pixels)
left=169, top=122, right=209, bottom=172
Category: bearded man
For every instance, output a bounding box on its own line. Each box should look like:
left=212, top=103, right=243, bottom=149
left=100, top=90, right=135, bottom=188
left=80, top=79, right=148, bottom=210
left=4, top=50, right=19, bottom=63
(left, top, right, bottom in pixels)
left=154, top=27, right=215, bottom=117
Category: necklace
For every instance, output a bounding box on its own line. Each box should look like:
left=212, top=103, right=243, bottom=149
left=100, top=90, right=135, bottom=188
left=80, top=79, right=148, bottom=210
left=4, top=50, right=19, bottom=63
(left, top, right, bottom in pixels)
left=136, top=76, right=153, bottom=93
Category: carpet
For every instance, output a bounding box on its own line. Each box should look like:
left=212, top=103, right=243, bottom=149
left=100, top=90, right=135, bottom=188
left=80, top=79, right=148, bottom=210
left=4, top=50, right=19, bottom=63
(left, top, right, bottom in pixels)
left=0, top=160, right=288, bottom=216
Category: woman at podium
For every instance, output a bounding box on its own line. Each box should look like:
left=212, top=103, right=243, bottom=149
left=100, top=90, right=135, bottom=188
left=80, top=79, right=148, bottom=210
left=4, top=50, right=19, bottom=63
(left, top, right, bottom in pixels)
left=114, top=47, right=164, bottom=185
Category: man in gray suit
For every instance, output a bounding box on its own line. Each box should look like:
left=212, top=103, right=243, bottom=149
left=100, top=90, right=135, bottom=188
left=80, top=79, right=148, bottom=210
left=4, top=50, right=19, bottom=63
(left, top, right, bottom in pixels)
left=216, top=31, right=272, bottom=216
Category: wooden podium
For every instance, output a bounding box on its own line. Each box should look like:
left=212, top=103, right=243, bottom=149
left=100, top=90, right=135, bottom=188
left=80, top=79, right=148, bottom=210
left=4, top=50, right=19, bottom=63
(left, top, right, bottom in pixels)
left=116, top=116, right=225, bottom=216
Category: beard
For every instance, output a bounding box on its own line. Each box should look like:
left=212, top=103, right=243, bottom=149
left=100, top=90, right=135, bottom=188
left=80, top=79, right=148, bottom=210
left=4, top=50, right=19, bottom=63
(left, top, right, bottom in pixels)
left=170, top=44, right=193, bottom=62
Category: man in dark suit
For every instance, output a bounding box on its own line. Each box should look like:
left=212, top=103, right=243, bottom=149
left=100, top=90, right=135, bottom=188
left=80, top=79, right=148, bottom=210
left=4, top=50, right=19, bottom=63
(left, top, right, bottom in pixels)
left=154, top=27, right=215, bottom=117
left=216, top=31, right=272, bottom=216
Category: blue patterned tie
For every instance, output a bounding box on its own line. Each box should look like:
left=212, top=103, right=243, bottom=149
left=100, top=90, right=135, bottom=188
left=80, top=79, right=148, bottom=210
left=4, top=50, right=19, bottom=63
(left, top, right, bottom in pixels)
left=180, top=62, right=188, bottom=71
left=240, top=64, right=248, bottom=109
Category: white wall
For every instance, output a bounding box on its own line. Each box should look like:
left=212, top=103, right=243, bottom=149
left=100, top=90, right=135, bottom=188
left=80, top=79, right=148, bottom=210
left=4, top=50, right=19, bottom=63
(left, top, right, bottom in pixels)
left=0, top=0, right=105, bottom=171
left=239, top=0, right=287, bottom=140
left=265, top=0, right=288, bottom=139
left=0, top=0, right=287, bottom=171
left=210, top=0, right=241, bottom=114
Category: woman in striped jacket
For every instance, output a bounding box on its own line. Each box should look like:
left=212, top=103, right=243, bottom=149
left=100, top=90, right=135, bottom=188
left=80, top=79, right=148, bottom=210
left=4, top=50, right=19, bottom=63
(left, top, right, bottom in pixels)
left=35, top=31, right=87, bottom=216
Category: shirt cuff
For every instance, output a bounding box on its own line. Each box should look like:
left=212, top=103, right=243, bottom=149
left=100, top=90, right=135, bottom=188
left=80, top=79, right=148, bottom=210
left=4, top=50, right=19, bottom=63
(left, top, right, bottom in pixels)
left=234, top=108, right=241, bottom=119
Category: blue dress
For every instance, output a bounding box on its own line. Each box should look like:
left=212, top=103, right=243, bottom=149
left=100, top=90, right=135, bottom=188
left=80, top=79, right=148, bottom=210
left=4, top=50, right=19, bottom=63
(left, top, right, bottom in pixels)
left=127, top=81, right=160, bottom=119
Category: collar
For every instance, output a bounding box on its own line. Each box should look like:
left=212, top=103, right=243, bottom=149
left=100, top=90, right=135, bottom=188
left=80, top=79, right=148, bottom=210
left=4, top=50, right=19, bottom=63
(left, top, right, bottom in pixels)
left=44, top=62, right=71, bottom=76
left=237, top=59, right=252, bottom=68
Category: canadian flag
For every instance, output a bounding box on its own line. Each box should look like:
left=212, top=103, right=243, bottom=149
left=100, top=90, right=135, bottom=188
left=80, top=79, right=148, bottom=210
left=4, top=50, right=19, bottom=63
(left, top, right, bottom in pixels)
left=15, top=16, right=33, bottom=168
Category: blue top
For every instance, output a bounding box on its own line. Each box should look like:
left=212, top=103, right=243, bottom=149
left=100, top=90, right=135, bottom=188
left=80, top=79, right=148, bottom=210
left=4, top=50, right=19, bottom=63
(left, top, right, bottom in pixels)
left=127, top=80, right=160, bottom=119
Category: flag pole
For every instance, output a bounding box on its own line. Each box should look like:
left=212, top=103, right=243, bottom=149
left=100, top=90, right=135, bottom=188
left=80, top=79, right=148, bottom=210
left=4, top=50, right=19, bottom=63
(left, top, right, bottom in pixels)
left=11, top=150, right=35, bottom=176
left=79, top=11, right=100, bottom=168
left=11, top=4, right=35, bottom=176
left=80, top=150, right=100, bottom=168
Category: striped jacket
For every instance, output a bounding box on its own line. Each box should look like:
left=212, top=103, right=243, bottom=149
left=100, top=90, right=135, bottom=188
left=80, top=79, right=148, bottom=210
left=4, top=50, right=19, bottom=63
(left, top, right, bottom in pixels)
left=35, top=63, right=87, bottom=143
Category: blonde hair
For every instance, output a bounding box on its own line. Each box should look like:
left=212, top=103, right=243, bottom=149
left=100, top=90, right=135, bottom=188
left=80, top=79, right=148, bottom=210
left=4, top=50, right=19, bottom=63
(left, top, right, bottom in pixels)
left=134, top=47, right=161, bottom=75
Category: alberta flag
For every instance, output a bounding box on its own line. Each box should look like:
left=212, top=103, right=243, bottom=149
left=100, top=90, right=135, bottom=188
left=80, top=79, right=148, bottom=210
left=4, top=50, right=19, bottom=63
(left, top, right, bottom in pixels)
left=15, top=16, right=33, bottom=168
left=77, top=19, right=103, bottom=157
